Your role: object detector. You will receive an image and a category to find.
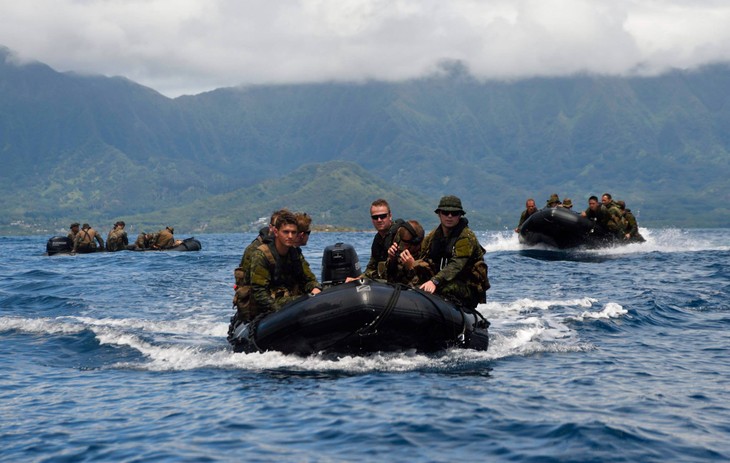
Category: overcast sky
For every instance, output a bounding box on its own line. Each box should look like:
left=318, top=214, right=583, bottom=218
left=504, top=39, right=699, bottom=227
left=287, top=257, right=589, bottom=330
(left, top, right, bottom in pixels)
left=2, top=0, right=730, bottom=97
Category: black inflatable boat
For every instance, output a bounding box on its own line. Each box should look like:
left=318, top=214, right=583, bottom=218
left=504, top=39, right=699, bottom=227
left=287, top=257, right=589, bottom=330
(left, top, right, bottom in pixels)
left=228, top=279, right=489, bottom=355
left=128, top=237, right=202, bottom=252
left=44, top=236, right=104, bottom=255
left=45, top=236, right=201, bottom=254
left=227, top=243, right=489, bottom=355
left=518, top=207, right=623, bottom=249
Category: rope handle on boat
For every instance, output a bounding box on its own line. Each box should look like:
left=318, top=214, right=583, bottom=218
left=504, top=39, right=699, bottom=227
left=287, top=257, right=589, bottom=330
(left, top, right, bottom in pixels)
left=312, top=282, right=405, bottom=352
left=356, top=283, right=403, bottom=337
left=411, top=289, right=489, bottom=347
left=246, top=314, right=266, bottom=352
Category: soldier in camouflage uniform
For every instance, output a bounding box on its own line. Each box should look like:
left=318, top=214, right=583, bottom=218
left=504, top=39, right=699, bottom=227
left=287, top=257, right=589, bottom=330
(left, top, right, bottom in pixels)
left=383, top=220, right=433, bottom=287
left=106, top=221, right=129, bottom=252
left=231, top=210, right=289, bottom=325
left=248, top=211, right=322, bottom=318
left=236, top=209, right=288, bottom=278
left=73, top=223, right=104, bottom=253
left=617, top=200, right=645, bottom=242
left=152, top=226, right=179, bottom=249
left=67, top=223, right=80, bottom=242
left=514, top=198, right=537, bottom=232
left=133, top=232, right=158, bottom=249
left=581, top=196, right=603, bottom=221
left=419, top=196, right=489, bottom=310
left=601, top=193, right=626, bottom=238
left=545, top=193, right=561, bottom=209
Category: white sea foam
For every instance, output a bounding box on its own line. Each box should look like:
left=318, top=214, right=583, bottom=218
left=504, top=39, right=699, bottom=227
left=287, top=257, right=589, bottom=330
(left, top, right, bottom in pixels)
left=159, top=295, right=606, bottom=371
left=481, top=230, right=521, bottom=252
left=1, top=293, right=618, bottom=372
left=478, top=228, right=730, bottom=255
left=571, top=302, right=628, bottom=321
left=0, top=316, right=86, bottom=335
left=476, top=295, right=610, bottom=359
left=63, top=315, right=227, bottom=337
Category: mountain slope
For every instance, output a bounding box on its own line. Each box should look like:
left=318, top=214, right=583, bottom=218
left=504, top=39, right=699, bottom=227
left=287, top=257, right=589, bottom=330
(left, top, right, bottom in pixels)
left=119, top=160, right=494, bottom=233
left=1, top=45, right=728, bottom=232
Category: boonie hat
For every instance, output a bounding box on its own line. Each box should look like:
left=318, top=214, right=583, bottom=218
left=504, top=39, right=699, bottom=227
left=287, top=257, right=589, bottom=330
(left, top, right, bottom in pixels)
left=562, top=198, right=573, bottom=208
left=70, top=223, right=80, bottom=229
left=167, top=226, right=174, bottom=233
left=546, top=193, right=560, bottom=205
left=434, top=195, right=465, bottom=215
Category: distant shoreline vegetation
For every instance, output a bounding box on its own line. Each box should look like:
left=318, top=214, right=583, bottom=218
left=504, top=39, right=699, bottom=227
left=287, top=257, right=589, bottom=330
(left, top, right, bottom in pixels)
left=0, top=220, right=723, bottom=237
left=0, top=221, right=366, bottom=236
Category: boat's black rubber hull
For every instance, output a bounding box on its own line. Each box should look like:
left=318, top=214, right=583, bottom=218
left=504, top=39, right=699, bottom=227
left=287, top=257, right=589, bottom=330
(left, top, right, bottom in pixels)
left=229, top=280, right=489, bottom=355
left=46, top=236, right=201, bottom=254
left=518, top=208, right=620, bottom=249
left=127, top=238, right=202, bottom=252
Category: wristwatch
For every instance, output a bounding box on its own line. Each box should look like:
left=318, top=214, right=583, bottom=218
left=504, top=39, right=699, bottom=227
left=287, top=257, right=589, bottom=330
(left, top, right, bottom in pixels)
left=431, top=277, right=440, bottom=286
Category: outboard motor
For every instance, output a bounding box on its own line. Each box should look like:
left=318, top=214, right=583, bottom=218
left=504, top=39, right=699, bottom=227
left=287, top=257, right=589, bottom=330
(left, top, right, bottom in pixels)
left=46, top=236, right=73, bottom=255
left=321, top=242, right=360, bottom=285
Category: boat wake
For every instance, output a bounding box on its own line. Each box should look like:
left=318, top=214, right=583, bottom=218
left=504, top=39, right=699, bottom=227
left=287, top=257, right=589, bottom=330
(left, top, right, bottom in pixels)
left=481, top=228, right=730, bottom=255
left=0, top=291, right=627, bottom=373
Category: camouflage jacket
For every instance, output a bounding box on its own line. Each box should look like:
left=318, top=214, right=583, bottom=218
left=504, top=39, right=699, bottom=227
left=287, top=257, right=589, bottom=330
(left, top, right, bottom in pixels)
left=601, top=201, right=626, bottom=235
left=363, top=231, right=391, bottom=279
left=420, top=217, right=484, bottom=292
left=154, top=229, right=175, bottom=249
left=238, top=228, right=271, bottom=271
left=249, top=243, right=321, bottom=314
left=106, top=229, right=129, bottom=251
left=384, top=256, right=433, bottom=287
left=135, top=232, right=158, bottom=249
left=624, top=209, right=640, bottom=237
left=517, top=208, right=537, bottom=228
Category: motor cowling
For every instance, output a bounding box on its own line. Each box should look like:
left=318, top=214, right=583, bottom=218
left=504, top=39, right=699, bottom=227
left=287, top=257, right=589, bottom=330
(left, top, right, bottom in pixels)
left=46, top=236, right=73, bottom=255
left=321, top=242, right=360, bottom=285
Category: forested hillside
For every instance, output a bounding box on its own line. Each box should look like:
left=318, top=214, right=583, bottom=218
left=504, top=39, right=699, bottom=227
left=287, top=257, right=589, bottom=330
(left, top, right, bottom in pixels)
left=1, top=45, right=728, bottom=234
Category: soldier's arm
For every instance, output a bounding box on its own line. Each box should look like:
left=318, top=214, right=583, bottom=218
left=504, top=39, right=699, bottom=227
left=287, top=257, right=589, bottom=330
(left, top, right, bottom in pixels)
left=249, top=251, right=275, bottom=313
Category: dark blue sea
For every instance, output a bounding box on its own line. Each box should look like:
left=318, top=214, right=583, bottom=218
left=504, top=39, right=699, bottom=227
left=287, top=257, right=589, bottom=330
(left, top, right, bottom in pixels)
left=1, top=229, right=729, bottom=462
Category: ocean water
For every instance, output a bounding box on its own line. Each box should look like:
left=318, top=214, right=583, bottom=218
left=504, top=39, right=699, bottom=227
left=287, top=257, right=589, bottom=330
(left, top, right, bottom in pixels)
left=1, top=229, right=729, bottom=462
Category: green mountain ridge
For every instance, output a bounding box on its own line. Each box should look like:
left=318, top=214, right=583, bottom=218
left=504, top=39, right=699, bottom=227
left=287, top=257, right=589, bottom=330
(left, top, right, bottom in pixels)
left=119, top=161, right=488, bottom=234
left=1, top=45, right=729, bottom=234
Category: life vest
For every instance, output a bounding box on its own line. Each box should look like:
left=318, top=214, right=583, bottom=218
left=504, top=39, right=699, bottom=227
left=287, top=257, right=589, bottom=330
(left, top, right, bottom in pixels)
left=427, top=218, right=490, bottom=303
left=233, top=242, right=304, bottom=322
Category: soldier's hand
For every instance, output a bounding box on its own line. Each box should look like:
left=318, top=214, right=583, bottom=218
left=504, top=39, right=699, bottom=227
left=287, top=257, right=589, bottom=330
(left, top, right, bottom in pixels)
left=387, top=242, right=399, bottom=258
left=419, top=280, right=436, bottom=294
left=399, top=250, right=415, bottom=269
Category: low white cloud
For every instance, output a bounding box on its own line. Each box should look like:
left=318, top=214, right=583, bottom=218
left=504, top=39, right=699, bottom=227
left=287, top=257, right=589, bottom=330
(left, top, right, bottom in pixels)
left=1, top=0, right=729, bottom=97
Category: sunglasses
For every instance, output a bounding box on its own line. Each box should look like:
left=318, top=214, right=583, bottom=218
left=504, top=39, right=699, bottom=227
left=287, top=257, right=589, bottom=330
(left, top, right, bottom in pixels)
left=371, top=213, right=389, bottom=221
left=300, top=230, right=311, bottom=235
left=438, top=210, right=462, bottom=217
